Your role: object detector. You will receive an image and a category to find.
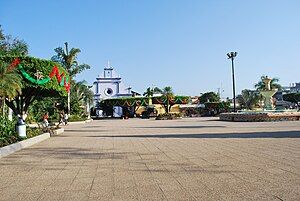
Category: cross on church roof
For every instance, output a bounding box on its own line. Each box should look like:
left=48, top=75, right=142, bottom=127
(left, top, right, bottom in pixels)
left=105, top=60, right=113, bottom=70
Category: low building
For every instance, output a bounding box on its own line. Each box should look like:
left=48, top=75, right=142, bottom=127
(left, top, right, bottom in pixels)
left=275, top=82, right=300, bottom=101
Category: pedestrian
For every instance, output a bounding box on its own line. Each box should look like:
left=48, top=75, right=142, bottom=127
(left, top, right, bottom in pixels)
left=43, top=112, right=49, bottom=127
left=64, top=112, right=68, bottom=125
left=59, top=112, right=64, bottom=125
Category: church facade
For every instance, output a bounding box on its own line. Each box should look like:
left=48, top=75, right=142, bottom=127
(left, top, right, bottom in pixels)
left=92, top=62, right=132, bottom=117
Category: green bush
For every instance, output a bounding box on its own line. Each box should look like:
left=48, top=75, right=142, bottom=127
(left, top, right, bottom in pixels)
left=68, top=114, right=88, bottom=122
left=26, top=127, right=42, bottom=138
left=0, top=116, right=43, bottom=147
left=0, top=116, right=19, bottom=147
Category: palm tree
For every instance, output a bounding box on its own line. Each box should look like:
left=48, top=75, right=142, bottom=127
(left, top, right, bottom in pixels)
left=143, top=87, right=154, bottom=97
left=143, top=87, right=154, bottom=105
left=73, top=81, right=93, bottom=103
left=162, top=86, right=174, bottom=113
left=72, top=81, right=94, bottom=116
left=254, top=75, right=282, bottom=91
left=51, top=42, right=90, bottom=115
left=153, top=87, right=163, bottom=94
left=0, top=61, right=23, bottom=115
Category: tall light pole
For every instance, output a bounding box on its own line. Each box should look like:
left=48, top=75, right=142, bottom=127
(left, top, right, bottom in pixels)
left=227, top=52, right=237, bottom=112
left=65, top=42, right=71, bottom=116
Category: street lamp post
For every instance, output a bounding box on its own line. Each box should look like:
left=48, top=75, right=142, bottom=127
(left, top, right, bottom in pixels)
left=227, top=52, right=237, bottom=112
left=64, top=42, right=71, bottom=116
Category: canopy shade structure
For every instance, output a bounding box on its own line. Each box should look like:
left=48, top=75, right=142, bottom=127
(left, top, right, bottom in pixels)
left=100, top=95, right=190, bottom=107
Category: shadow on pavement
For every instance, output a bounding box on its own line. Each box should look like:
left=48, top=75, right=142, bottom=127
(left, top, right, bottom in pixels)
left=135, top=125, right=225, bottom=129
left=0, top=147, right=131, bottom=161
left=64, top=129, right=108, bottom=132
left=82, top=126, right=103, bottom=128
left=86, top=131, right=300, bottom=138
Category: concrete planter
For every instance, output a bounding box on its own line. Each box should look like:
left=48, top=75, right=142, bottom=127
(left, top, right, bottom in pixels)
left=52, top=128, right=64, bottom=135
left=219, top=112, right=300, bottom=122
left=0, top=133, right=50, bottom=158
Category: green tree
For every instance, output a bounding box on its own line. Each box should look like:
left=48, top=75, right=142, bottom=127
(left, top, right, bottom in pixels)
left=0, top=25, right=28, bottom=117
left=71, top=81, right=94, bottom=115
left=1, top=56, right=69, bottom=121
left=153, top=87, right=163, bottom=94
left=27, top=97, right=59, bottom=123
left=162, top=86, right=174, bottom=113
left=51, top=43, right=90, bottom=77
left=237, top=89, right=261, bottom=110
left=51, top=42, right=90, bottom=115
left=0, top=25, right=28, bottom=56
left=254, top=75, right=282, bottom=90
left=143, top=87, right=154, bottom=97
left=199, top=92, right=220, bottom=104
left=0, top=61, right=23, bottom=100
left=0, top=61, right=23, bottom=114
left=143, top=87, right=154, bottom=105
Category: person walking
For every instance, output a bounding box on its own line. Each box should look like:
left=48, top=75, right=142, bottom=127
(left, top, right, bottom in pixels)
left=59, top=112, right=64, bottom=125
left=64, top=113, right=69, bottom=125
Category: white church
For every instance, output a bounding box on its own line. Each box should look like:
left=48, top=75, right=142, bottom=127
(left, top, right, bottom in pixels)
left=92, top=62, right=133, bottom=117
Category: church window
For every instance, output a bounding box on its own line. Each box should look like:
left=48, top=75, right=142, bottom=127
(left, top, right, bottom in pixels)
left=105, top=88, right=113, bottom=96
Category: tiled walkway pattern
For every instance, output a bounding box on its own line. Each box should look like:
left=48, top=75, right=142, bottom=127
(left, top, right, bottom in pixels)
left=1, top=118, right=299, bottom=200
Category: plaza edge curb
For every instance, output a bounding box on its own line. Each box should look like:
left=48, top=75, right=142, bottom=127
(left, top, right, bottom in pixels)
left=0, top=133, right=50, bottom=158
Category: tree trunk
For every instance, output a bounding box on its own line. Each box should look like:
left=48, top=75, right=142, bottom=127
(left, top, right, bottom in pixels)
left=166, top=97, right=170, bottom=113
left=148, top=97, right=152, bottom=105
left=168, top=105, right=172, bottom=113
left=67, top=91, right=70, bottom=115
left=1, top=99, right=5, bottom=115
left=8, top=107, right=13, bottom=121
left=5, top=88, right=37, bottom=121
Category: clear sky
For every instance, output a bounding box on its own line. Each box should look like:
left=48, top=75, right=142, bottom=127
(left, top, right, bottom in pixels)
left=1, top=0, right=300, bottom=98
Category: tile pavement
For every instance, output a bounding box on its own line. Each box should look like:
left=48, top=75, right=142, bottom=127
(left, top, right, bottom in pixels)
left=0, top=117, right=299, bottom=200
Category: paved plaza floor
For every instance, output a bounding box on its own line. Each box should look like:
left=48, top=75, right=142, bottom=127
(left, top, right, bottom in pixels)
left=0, top=117, right=299, bottom=201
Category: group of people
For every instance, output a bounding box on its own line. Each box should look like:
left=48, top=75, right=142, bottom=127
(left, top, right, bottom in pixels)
left=42, top=111, right=68, bottom=127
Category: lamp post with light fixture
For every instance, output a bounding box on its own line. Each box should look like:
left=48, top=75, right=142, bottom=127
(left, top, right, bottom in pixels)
left=227, top=52, right=237, bottom=112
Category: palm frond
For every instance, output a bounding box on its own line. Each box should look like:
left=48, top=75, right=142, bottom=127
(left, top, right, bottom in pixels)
left=0, top=61, right=23, bottom=99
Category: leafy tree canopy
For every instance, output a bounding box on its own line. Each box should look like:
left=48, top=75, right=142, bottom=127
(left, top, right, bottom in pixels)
left=0, top=25, right=28, bottom=56
left=1, top=56, right=69, bottom=96
left=0, top=56, right=69, bottom=118
left=237, top=89, right=261, bottom=110
left=199, top=92, right=220, bottom=104
left=153, top=87, right=163, bottom=94
left=100, top=96, right=190, bottom=107
left=162, top=86, right=174, bottom=95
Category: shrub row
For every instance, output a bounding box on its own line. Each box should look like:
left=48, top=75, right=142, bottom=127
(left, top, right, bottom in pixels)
left=0, top=116, right=19, bottom=147
left=0, top=116, right=43, bottom=147
left=155, top=113, right=182, bottom=120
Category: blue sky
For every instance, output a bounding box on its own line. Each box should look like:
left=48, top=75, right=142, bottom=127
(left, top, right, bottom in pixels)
left=1, top=0, right=300, bottom=98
